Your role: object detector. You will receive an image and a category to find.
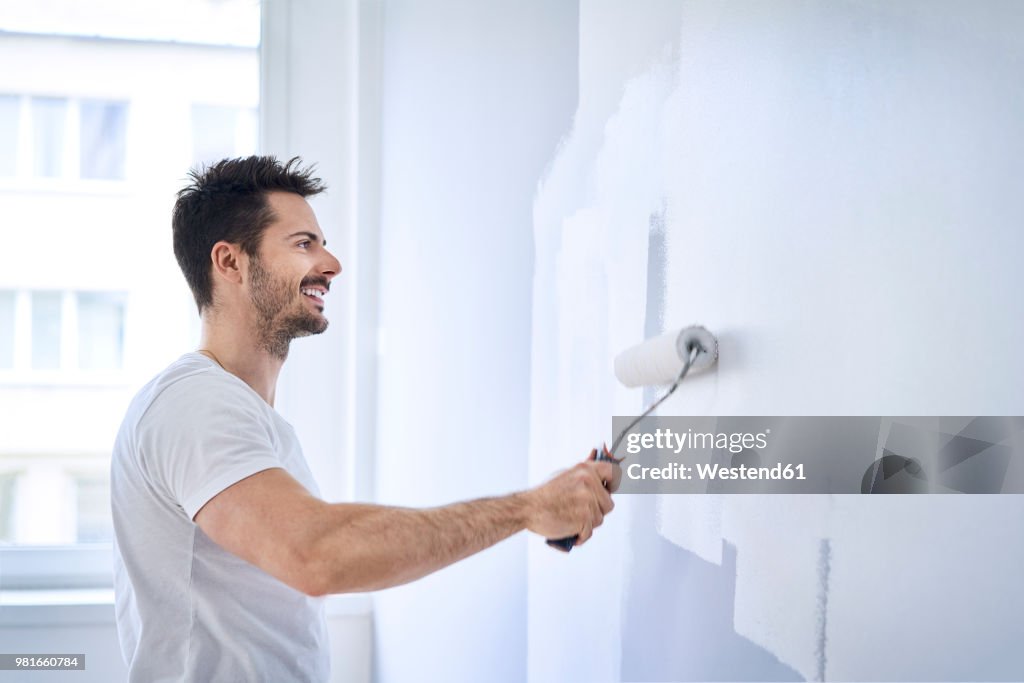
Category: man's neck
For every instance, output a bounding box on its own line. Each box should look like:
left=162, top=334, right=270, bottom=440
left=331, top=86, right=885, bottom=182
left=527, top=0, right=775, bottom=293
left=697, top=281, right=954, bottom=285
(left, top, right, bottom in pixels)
left=198, top=316, right=285, bottom=406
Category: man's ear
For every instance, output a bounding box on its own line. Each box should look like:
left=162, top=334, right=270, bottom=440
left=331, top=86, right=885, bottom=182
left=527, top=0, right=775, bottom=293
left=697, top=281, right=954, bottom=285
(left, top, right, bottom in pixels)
left=210, top=241, right=244, bottom=285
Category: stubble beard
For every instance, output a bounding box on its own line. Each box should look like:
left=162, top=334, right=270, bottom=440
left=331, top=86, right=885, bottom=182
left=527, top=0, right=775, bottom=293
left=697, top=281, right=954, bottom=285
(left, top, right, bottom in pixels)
left=249, top=255, right=329, bottom=360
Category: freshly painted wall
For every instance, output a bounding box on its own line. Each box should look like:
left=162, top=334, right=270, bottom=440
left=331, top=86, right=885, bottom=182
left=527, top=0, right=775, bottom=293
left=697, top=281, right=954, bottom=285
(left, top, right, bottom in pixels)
left=371, top=1, right=578, bottom=681
left=529, top=1, right=1024, bottom=681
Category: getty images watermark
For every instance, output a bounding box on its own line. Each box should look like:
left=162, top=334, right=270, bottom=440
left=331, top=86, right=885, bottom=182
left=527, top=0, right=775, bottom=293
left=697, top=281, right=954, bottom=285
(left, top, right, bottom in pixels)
left=610, top=416, right=1024, bottom=494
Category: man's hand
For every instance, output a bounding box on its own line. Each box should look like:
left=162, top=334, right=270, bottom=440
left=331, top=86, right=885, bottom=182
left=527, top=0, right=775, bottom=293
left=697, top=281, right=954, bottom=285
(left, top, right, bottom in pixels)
left=522, top=449, right=618, bottom=547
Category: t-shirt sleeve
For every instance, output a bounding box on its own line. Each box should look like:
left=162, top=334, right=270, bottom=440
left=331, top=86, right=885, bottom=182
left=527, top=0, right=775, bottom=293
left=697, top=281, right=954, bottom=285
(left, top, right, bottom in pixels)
left=138, top=373, right=285, bottom=520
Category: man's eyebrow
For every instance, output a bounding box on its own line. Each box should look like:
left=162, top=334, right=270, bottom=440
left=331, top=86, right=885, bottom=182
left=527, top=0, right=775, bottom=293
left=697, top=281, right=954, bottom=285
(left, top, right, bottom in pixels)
left=286, top=231, right=327, bottom=247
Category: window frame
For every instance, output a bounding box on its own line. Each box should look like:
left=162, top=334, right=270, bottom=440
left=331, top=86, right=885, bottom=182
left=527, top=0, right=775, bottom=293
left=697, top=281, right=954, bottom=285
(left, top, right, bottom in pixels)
left=1, top=0, right=383, bottom=594
left=0, top=544, right=113, bottom=590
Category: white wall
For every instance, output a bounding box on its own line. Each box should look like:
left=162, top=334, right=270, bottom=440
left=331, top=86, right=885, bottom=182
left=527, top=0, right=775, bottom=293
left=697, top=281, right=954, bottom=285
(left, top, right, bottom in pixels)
left=371, top=1, right=578, bottom=681
left=529, top=1, right=1024, bottom=681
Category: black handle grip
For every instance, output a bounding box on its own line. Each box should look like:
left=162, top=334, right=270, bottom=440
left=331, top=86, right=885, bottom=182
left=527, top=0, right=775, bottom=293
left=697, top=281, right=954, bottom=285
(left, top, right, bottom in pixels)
left=546, top=536, right=578, bottom=552
left=545, top=446, right=617, bottom=553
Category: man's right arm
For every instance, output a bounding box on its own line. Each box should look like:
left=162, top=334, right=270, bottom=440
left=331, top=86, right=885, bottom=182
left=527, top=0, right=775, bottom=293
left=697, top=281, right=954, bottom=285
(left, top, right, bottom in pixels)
left=193, top=456, right=616, bottom=596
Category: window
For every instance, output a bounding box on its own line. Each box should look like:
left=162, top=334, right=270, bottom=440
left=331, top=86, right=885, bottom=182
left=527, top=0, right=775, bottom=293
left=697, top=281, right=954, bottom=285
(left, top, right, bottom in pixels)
left=77, top=291, right=126, bottom=371
left=0, top=289, right=127, bottom=374
left=79, top=100, right=128, bottom=180
left=31, top=97, right=68, bottom=178
left=0, top=0, right=260, bottom=588
left=0, top=94, right=17, bottom=176
left=0, top=290, right=14, bottom=368
left=1, top=290, right=128, bottom=548
left=0, top=95, right=128, bottom=183
left=30, top=290, right=62, bottom=370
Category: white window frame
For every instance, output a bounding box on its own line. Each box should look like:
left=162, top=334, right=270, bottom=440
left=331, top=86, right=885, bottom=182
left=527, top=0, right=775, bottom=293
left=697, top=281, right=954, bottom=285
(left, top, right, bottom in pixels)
left=0, top=545, right=112, bottom=590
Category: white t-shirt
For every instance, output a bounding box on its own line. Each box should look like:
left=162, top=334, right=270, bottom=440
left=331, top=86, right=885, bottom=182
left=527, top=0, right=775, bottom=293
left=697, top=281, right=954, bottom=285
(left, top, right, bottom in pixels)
left=111, top=352, right=329, bottom=682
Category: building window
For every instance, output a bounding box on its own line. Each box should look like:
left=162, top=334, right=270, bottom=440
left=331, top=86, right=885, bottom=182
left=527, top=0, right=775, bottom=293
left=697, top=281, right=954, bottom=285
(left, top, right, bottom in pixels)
left=0, top=463, right=115, bottom=545
left=0, top=289, right=127, bottom=375
left=0, top=95, right=129, bottom=183
left=0, top=290, right=14, bottom=368
left=79, top=99, right=128, bottom=180
left=30, top=290, right=63, bottom=370
left=0, top=94, right=17, bottom=176
left=31, top=96, right=68, bottom=178
left=77, top=291, right=126, bottom=371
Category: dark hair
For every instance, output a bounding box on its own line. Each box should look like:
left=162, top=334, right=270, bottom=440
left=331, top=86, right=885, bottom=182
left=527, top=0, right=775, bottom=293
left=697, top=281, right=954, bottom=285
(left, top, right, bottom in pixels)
left=172, top=155, right=326, bottom=312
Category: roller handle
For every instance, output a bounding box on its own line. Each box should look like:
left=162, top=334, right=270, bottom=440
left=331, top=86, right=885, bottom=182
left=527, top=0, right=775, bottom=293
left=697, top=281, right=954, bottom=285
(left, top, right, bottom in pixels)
left=546, top=446, right=618, bottom=552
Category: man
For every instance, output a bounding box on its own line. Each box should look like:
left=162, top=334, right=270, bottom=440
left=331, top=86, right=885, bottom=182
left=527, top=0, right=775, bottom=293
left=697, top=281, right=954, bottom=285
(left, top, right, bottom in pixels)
left=111, top=156, right=617, bottom=682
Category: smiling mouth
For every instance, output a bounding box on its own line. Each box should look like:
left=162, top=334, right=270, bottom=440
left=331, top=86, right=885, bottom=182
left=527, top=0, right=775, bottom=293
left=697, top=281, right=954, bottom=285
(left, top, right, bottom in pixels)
left=300, top=287, right=326, bottom=307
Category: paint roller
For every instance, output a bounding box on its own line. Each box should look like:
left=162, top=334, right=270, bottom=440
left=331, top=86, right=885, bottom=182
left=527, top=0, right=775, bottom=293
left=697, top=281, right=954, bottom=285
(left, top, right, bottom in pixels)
left=546, top=325, right=719, bottom=551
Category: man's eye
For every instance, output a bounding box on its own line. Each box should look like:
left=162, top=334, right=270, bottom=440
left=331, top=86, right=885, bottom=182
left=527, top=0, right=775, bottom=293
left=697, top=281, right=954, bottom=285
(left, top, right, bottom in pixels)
left=298, top=240, right=311, bottom=249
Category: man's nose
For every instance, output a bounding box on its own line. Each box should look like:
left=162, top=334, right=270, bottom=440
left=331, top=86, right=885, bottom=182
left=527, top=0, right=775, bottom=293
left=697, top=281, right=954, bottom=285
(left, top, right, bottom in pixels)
left=321, top=249, right=342, bottom=279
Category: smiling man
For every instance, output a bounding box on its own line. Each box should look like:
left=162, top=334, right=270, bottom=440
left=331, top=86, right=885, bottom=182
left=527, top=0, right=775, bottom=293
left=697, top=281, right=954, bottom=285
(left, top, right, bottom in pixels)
left=109, top=156, right=617, bottom=682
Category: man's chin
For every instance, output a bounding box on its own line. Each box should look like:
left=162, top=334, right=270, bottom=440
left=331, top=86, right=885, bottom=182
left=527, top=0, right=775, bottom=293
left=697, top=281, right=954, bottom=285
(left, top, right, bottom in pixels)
left=288, top=314, right=329, bottom=338
left=305, top=321, right=329, bottom=336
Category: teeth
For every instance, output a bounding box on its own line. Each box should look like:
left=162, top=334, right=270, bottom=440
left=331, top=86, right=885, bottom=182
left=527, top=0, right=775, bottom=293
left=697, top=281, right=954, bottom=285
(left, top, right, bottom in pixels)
left=301, top=288, right=325, bottom=297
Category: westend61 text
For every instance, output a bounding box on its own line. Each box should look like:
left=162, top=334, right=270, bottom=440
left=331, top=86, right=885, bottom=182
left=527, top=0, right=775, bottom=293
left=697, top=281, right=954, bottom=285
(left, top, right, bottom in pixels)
left=626, top=462, right=807, bottom=481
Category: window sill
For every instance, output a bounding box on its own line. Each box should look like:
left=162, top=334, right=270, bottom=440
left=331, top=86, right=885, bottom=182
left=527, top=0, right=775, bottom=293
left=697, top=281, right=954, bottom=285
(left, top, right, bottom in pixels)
left=0, top=589, right=372, bottom=626
left=0, top=589, right=115, bottom=626
left=0, top=372, right=134, bottom=388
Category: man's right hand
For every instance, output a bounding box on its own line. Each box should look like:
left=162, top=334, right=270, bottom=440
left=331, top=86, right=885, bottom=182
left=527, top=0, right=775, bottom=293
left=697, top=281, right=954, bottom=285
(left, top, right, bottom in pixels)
left=522, top=450, right=618, bottom=547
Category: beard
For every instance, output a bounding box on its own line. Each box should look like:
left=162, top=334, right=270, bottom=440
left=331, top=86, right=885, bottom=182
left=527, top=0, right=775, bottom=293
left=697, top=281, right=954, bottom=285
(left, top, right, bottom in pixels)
left=249, top=254, right=329, bottom=359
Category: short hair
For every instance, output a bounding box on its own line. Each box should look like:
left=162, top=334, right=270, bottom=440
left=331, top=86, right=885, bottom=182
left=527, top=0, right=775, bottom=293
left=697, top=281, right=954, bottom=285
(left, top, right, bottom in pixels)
left=172, top=155, right=326, bottom=312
